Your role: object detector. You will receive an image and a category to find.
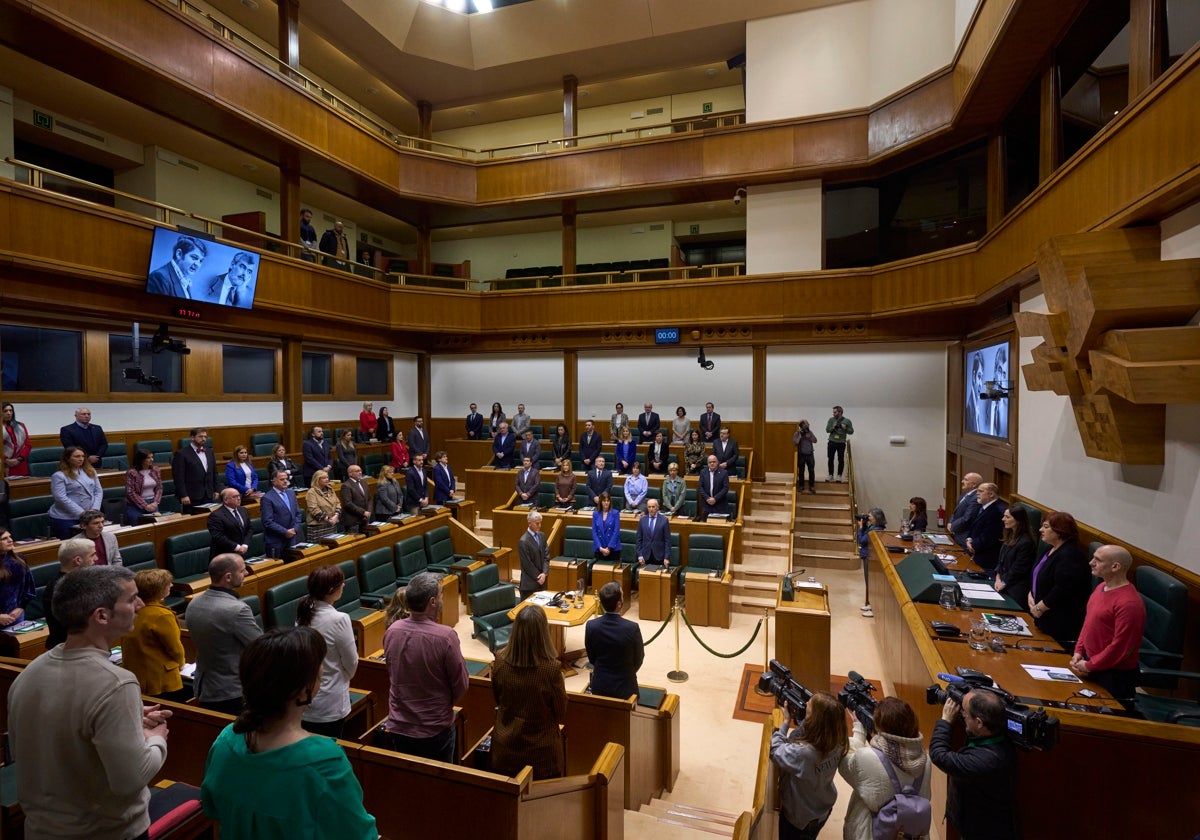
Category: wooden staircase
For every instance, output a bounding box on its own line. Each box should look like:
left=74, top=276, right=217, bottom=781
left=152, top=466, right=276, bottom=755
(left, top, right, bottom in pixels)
left=731, top=475, right=792, bottom=615
left=627, top=799, right=740, bottom=838
left=793, top=481, right=856, bottom=571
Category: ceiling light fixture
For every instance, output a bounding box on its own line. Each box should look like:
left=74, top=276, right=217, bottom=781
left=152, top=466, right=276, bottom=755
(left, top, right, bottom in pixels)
left=473, top=0, right=493, bottom=11
left=444, top=0, right=467, bottom=11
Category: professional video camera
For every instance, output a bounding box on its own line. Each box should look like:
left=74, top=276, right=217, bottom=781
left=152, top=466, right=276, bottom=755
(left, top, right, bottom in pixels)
left=926, top=669, right=1059, bottom=751
left=838, top=671, right=878, bottom=734
left=758, top=660, right=812, bottom=722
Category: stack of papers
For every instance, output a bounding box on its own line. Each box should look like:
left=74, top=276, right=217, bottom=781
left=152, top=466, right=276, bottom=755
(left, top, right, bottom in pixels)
left=957, top=582, right=1008, bottom=603
left=1021, top=664, right=1081, bottom=683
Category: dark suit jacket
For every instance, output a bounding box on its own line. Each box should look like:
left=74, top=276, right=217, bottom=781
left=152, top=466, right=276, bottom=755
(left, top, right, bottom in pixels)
left=59, top=422, right=108, bottom=460
left=172, top=445, right=216, bottom=505
left=260, top=488, right=302, bottom=557
left=492, top=433, right=515, bottom=468
left=376, top=415, right=396, bottom=442
left=302, top=438, right=331, bottom=481
left=646, top=441, right=670, bottom=474
left=585, top=612, right=645, bottom=700
left=465, top=412, right=484, bottom=439
left=636, top=513, right=671, bottom=565
left=207, top=504, right=252, bottom=558
left=515, top=467, right=540, bottom=502
left=404, top=465, right=428, bottom=510
left=713, top=437, right=740, bottom=471
left=146, top=262, right=189, bottom=299
left=433, top=462, right=457, bottom=503
left=586, top=468, right=613, bottom=505
left=698, top=467, right=730, bottom=517
left=636, top=411, right=661, bottom=442
left=968, top=500, right=1005, bottom=570
left=340, top=478, right=371, bottom=533
left=318, top=229, right=347, bottom=257
left=407, top=426, right=429, bottom=458
left=699, top=412, right=721, bottom=442
left=518, top=529, right=549, bottom=596
left=518, top=439, right=541, bottom=465
left=578, top=431, right=602, bottom=466
left=1032, top=540, right=1091, bottom=645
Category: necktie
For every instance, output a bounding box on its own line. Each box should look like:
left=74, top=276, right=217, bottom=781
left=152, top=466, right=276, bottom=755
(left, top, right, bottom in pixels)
left=228, top=287, right=240, bottom=306
left=649, top=517, right=655, bottom=534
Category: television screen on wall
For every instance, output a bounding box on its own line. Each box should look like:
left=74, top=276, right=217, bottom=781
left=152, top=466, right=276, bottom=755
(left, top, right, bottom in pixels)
left=964, top=340, right=1010, bottom=440
left=144, top=227, right=259, bottom=309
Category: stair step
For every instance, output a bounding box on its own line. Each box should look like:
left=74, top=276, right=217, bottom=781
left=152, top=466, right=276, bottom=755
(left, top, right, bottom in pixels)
left=744, top=512, right=791, bottom=525
left=732, top=595, right=777, bottom=614
left=646, top=799, right=740, bottom=826
left=739, top=554, right=788, bottom=573
left=794, top=519, right=850, bottom=535
left=795, top=533, right=853, bottom=551
left=625, top=807, right=716, bottom=840
left=799, top=506, right=851, bottom=522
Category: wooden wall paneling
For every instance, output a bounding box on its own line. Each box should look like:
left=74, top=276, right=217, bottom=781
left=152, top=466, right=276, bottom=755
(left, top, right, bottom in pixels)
left=184, top=339, right=231, bottom=399
left=867, top=72, right=955, bottom=159
left=332, top=352, right=357, bottom=399
left=950, top=0, right=1019, bottom=103
left=698, top=126, right=793, bottom=178
left=788, top=118, right=870, bottom=172
left=619, top=138, right=707, bottom=187
left=83, top=330, right=110, bottom=395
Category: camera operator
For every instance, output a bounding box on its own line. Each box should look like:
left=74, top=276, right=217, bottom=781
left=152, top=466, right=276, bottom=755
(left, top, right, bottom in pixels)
left=838, top=697, right=931, bottom=840
left=856, top=509, right=886, bottom=618
left=769, top=692, right=847, bottom=840
left=824, top=406, right=853, bottom=482
left=793, top=419, right=818, bottom=493
left=929, top=691, right=1020, bottom=840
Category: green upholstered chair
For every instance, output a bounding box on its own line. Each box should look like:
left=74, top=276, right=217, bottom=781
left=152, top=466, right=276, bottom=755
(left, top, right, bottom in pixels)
left=135, top=439, right=174, bottom=465
left=536, top=481, right=556, bottom=509
left=562, top=526, right=594, bottom=563
left=394, top=535, right=430, bottom=586
left=468, top=585, right=519, bottom=653
left=250, top=433, right=279, bottom=457
left=8, top=496, right=52, bottom=541
left=358, top=546, right=399, bottom=607
left=99, top=441, right=128, bottom=472
left=1135, top=565, right=1196, bottom=690
left=334, top=559, right=375, bottom=623
left=423, top=526, right=470, bottom=574
left=688, top=533, right=726, bottom=573
left=264, top=576, right=309, bottom=629
left=243, top=594, right=264, bottom=630
left=27, top=447, right=63, bottom=477
left=163, top=531, right=212, bottom=589
left=21, top=562, right=62, bottom=621
left=122, top=542, right=158, bottom=572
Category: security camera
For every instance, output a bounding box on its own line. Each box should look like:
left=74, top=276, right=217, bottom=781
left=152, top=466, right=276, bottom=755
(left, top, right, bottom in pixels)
left=733, top=188, right=747, bottom=206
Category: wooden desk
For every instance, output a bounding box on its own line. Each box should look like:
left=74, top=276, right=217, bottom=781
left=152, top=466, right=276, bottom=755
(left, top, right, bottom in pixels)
left=0, top=625, right=49, bottom=660
left=773, top=581, right=830, bottom=692
left=591, top=564, right=632, bottom=614
left=477, top=546, right=514, bottom=586
left=510, top=594, right=598, bottom=672
left=639, top=568, right=677, bottom=622
left=548, top=557, right=585, bottom=592
left=683, top=569, right=730, bottom=628
left=444, top=499, right=476, bottom=529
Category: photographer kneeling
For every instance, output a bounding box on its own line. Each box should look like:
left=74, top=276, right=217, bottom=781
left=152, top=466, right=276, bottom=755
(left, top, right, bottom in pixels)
left=929, top=691, right=1019, bottom=840
left=838, top=696, right=931, bottom=840
left=770, top=692, right=847, bottom=839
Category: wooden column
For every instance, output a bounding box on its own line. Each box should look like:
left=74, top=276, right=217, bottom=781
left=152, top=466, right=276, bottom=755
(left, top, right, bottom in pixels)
left=751, top=345, right=766, bottom=482
left=985, top=133, right=1006, bottom=231
left=416, top=206, right=431, bottom=276
left=1038, top=60, right=1062, bottom=183
left=417, top=100, right=433, bottom=152
left=417, top=353, right=431, bottom=428
left=281, top=338, right=304, bottom=452
left=1129, top=0, right=1168, bottom=100
left=278, top=158, right=300, bottom=249
left=563, top=350, right=578, bottom=436
left=277, top=0, right=300, bottom=77
left=562, top=75, right=578, bottom=149
left=562, top=199, right=577, bottom=281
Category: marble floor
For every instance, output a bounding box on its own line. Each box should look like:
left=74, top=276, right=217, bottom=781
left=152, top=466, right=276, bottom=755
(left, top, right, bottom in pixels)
left=449, top=566, right=892, bottom=837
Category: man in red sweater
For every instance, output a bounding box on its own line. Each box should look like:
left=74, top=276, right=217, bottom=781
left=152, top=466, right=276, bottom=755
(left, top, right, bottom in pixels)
left=1069, top=545, right=1145, bottom=704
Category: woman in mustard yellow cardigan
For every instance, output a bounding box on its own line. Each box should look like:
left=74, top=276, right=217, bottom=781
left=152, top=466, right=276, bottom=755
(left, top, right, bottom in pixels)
left=121, top=568, right=190, bottom=702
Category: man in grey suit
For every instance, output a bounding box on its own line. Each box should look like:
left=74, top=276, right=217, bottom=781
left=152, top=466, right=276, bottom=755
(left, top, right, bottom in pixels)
left=518, top=511, right=549, bottom=599
left=184, top=554, right=262, bottom=714
left=515, top=456, right=540, bottom=505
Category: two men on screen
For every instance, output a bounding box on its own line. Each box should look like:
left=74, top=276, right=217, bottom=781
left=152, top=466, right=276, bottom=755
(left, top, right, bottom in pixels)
left=147, top=234, right=255, bottom=308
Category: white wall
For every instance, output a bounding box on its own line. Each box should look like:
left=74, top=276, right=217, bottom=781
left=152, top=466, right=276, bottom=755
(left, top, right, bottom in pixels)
left=746, top=0, right=956, bottom=122
left=768, top=343, right=948, bottom=521
left=577, top=348, right=754, bottom=423
left=955, top=0, right=981, bottom=48
left=746, top=181, right=823, bottom=274
left=302, top=353, right=418, bottom=425
left=1017, top=202, right=1200, bottom=573
left=430, top=353, right=564, bottom=419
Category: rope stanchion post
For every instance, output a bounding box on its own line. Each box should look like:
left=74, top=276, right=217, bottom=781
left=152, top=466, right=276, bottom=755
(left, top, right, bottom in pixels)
left=667, top=595, right=688, bottom=683
left=753, top=606, right=773, bottom=696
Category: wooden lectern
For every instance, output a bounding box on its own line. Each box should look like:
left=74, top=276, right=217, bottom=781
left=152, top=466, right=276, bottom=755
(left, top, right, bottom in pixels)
left=591, top=563, right=633, bottom=614
left=549, top=557, right=584, bottom=592
left=683, top=569, right=730, bottom=628
left=639, top=567, right=678, bottom=622
left=774, top=579, right=831, bottom=695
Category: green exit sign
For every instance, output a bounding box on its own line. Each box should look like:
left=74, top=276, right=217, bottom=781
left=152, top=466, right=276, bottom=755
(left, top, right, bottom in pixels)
left=690, top=224, right=700, bottom=235
left=702, top=102, right=713, bottom=114
left=33, top=110, right=53, bottom=131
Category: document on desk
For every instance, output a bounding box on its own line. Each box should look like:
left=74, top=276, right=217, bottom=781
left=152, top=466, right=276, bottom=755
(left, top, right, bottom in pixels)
left=1021, top=664, right=1081, bottom=683
left=957, top=582, right=1007, bottom=602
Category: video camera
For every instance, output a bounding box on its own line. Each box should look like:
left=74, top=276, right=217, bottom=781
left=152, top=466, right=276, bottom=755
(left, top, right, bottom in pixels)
left=926, top=669, right=1059, bottom=751
left=838, top=671, right=878, bottom=734
left=758, top=660, right=812, bottom=722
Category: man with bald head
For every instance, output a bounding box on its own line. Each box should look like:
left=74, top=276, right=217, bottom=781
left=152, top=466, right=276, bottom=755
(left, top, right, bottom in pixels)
left=207, top=488, right=252, bottom=558
left=965, top=482, right=1004, bottom=571
left=1070, top=545, right=1146, bottom=703
left=947, top=472, right=983, bottom=548
left=60, top=407, right=108, bottom=466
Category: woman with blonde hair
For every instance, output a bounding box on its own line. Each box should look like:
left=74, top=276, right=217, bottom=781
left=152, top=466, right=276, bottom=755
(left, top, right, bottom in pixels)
left=490, top=606, right=566, bottom=779
left=120, top=568, right=189, bottom=701
left=384, top=587, right=409, bottom=627
left=305, top=470, right=341, bottom=540
left=359, top=401, right=377, bottom=442
left=374, top=464, right=402, bottom=518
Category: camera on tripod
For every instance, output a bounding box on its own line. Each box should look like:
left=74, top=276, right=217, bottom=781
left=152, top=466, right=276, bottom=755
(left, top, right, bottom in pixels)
left=838, top=671, right=878, bottom=734
left=926, top=669, right=1059, bottom=751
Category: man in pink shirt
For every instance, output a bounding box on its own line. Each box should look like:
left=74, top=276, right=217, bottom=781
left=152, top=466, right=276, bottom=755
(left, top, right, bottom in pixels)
left=1069, top=544, right=1145, bottom=704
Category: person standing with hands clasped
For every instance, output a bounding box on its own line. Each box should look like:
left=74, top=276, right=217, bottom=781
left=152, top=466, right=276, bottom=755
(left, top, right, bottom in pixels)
left=770, top=692, right=847, bottom=840
left=825, top=406, right=853, bottom=482
left=793, top=419, right=817, bottom=492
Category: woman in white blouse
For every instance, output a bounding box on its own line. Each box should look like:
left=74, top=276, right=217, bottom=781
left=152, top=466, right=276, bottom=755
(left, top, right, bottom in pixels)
left=295, top=564, right=358, bottom=738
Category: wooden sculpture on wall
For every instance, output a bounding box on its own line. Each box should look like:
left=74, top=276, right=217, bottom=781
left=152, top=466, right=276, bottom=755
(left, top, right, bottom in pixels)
left=1016, top=227, right=1200, bottom=465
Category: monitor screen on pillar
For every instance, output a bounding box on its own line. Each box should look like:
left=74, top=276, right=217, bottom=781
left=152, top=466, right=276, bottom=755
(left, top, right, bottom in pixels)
left=145, top=227, right=260, bottom=310
left=964, top=340, right=1010, bottom=441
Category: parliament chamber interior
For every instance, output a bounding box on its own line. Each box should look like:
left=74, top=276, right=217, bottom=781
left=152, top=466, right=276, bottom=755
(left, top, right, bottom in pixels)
left=2, top=0, right=1200, bottom=837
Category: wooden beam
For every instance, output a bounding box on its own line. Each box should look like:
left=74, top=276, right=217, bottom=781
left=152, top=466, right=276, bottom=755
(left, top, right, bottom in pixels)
left=1129, top=0, right=1168, bottom=99
left=1039, top=61, right=1062, bottom=183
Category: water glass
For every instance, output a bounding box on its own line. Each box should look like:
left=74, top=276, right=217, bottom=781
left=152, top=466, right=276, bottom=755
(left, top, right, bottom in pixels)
left=968, top=620, right=989, bottom=651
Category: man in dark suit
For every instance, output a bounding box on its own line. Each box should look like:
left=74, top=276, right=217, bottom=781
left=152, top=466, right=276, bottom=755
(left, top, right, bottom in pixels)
left=465, top=403, right=484, bottom=440
left=302, top=425, right=332, bottom=484
left=318, top=220, right=349, bottom=265
left=172, top=428, right=217, bottom=509
left=947, top=472, right=983, bottom=549
left=713, top=427, right=740, bottom=473
left=699, top=402, right=721, bottom=443
left=586, top=456, right=613, bottom=506
left=515, top=456, right=539, bottom=505
left=637, top=499, right=671, bottom=576
left=59, top=407, right=108, bottom=466
left=637, top=402, right=660, bottom=443
left=340, top=464, right=372, bottom=533
left=578, top=419, right=602, bottom=470
left=432, top=451, right=457, bottom=504
left=207, top=488, right=252, bottom=559
left=518, top=429, right=540, bottom=465
left=405, top=453, right=429, bottom=513
left=407, top=416, right=429, bottom=461
left=147, top=234, right=206, bottom=299
left=966, top=483, right=1005, bottom=571
left=261, top=470, right=302, bottom=557
left=518, top=511, right=549, bottom=599
left=492, top=422, right=515, bottom=469
left=203, top=251, right=255, bottom=308
left=585, top=581, right=645, bottom=700
left=697, top=454, right=729, bottom=520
